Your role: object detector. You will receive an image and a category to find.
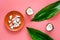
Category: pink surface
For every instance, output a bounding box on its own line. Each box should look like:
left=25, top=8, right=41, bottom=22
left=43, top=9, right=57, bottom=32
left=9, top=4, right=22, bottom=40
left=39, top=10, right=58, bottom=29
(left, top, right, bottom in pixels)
left=0, top=0, right=60, bottom=40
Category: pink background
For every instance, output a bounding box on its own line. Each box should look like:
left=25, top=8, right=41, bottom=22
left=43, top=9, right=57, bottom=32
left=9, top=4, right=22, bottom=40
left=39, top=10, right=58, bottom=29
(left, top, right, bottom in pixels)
left=0, top=0, right=60, bottom=40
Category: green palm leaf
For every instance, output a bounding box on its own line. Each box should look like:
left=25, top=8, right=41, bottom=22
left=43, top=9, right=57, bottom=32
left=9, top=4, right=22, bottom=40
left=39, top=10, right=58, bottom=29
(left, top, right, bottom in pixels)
left=32, top=1, right=60, bottom=22
left=27, top=27, right=53, bottom=40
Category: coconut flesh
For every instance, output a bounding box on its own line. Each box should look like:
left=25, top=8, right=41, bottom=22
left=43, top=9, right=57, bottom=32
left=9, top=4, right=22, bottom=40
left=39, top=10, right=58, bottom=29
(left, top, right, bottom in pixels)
left=8, top=15, right=21, bottom=29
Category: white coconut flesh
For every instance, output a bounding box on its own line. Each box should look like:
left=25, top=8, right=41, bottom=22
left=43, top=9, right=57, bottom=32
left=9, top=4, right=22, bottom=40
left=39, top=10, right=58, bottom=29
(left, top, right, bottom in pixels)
left=8, top=15, right=21, bottom=29
left=26, top=7, right=34, bottom=15
left=8, top=20, right=11, bottom=23
left=46, top=23, right=54, bottom=31
left=9, top=15, right=12, bottom=19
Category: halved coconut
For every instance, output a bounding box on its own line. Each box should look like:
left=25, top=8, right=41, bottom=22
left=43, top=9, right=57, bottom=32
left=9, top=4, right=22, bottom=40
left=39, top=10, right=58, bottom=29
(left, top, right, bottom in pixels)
left=46, top=23, right=54, bottom=31
left=26, top=7, right=34, bottom=15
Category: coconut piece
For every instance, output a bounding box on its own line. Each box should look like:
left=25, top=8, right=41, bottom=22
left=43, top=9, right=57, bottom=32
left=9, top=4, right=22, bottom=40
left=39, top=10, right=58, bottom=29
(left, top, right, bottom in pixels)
left=19, top=21, right=21, bottom=24
left=9, top=23, right=12, bottom=27
left=16, top=15, right=20, bottom=18
left=26, top=7, right=34, bottom=15
left=12, top=17, right=17, bottom=23
left=12, top=17, right=16, bottom=21
left=8, top=20, right=11, bottom=23
left=16, top=17, right=20, bottom=22
left=16, top=23, right=19, bottom=27
left=10, top=26, right=13, bottom=29
left=13, top=23, right=19, bottom=27
left=46, top=23, right=54, bottom=31
left=9, top=15, right=12, bottom=19
left=9, top=23, right=13, bottom=29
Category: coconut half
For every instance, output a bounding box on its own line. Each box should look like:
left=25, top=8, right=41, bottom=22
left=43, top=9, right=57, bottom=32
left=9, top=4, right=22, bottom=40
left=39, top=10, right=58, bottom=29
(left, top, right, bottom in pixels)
left=26, top=7, right=34, bottom=15
left=46, top=23, right=54, bottom=31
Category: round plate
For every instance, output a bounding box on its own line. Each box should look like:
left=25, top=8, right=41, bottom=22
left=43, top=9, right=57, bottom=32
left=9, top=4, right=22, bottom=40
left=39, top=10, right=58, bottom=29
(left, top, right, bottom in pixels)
left=4, top=11, right=24, bottom=31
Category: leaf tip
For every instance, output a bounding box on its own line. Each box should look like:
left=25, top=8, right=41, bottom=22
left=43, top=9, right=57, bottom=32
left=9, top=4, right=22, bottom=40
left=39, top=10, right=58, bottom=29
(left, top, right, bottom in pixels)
left=26, top=27, right=29, bottom=29
left=26, top=27, right=31, bottom=30
left=31, top=18, right=35, bottom=21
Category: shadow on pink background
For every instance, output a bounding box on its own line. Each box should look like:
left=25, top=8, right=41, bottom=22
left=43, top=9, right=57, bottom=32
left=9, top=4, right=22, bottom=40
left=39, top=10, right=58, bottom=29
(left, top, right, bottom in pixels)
left=0, top=0, right=60, bottom=40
